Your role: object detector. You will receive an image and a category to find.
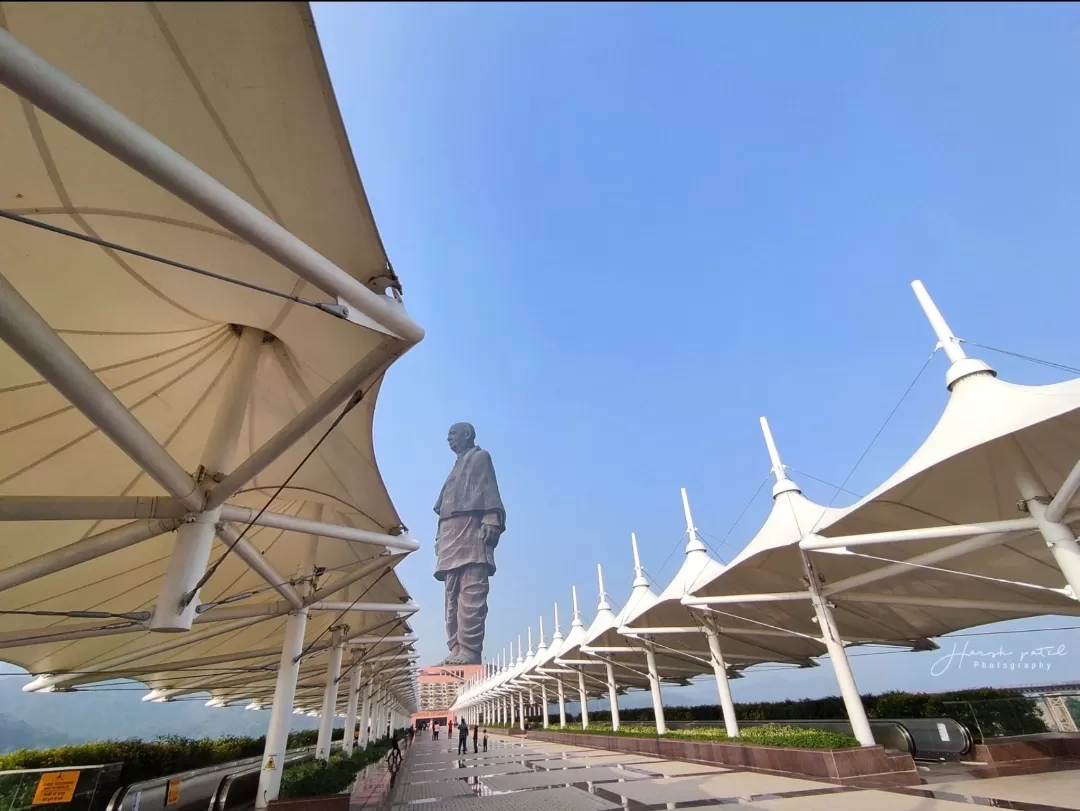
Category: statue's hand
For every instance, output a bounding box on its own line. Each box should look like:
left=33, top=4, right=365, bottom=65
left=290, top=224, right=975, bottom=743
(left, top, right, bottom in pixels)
left=479, top=523, right=499, bottom=545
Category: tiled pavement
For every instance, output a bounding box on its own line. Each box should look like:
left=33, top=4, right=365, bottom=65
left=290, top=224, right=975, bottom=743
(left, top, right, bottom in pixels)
left=389, top=732, right=1080, bottom=811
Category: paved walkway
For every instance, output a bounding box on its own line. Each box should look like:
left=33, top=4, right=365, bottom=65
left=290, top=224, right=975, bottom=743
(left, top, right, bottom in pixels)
left=390, top=732, right=1080, bottom=811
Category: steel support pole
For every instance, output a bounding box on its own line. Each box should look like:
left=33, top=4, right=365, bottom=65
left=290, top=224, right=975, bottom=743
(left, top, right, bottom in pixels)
left=802, top=552, right=874, bottom=747
left=218, top=505, right=419, bottom=553
left=704, top=625, right=740, bottom=737
left=316, top=633, right=345, bottom=759
left=604, top=661, right=621, bottom=731
left=577, top=672, right=589, bottom=730
left=643, top=641, right=667, bottom=735
left=255, top=607, right=308, bottom=809
left=1046, top=459, right=1080, bottom=523
left=518, top=690, right=525, bottom=731
left=151, top=326, right=262, bottom=630
left=216, top=523, right=303, bottom=608
left=0, top=271, right=199, bottom=509
left=1016, top=456, right=1080, bottom=599
left=557, top=679, right=567, bottom=727
left=540, top=682, right=549, bottom=729
left=0, top=27, right=422, bottom=344
left=0, top=518, right=179, bottom=593
left=359, top=678, right=373, bottom=748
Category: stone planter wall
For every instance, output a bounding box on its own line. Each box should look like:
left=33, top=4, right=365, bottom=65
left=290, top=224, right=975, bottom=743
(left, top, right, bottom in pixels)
left=529, top=730, right=920, bottom=787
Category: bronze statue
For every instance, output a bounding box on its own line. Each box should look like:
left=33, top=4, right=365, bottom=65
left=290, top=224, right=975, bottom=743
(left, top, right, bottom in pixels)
left=433, top=423, right=505, bottom=665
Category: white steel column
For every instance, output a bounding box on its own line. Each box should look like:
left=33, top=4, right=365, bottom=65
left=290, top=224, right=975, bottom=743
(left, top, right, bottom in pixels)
left=316, top=630, right=345, bottom=759
left=518, top=690, right=525, bottom=731
left=704, top=622, right=739, bottom=737
left=642, top=639, right=667, bottom=735
left=577, top=672, right=589, bottom=730
left=541, top=682, right=549, bottom=729
left=358, top=677, right=373, bottom=747
left=255, top=607, right=308, bottom=809
left=803, top=551, right=875, bottom=746
left=557, top=678, right=567, bottom=727
left=1015, top=448, right=1080, bottom=598
left=372, top=691, right=384, bottom=741
left=343, top=660, right=361, bottom=754
left=151, top=326, right=262, bottom=631
left=605, top=660, right=621, bottom=731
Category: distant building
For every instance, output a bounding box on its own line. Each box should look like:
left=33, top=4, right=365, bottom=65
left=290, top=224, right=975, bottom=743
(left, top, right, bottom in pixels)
left=411, top=664, right=485, bottom=728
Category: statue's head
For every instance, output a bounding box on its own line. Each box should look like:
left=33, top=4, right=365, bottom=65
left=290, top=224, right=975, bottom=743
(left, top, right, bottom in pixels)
left=447, top=422, right=476, bottom=454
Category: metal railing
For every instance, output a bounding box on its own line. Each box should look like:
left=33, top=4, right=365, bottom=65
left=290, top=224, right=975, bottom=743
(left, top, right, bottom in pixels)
left=0, top=763, right=123, bottom=811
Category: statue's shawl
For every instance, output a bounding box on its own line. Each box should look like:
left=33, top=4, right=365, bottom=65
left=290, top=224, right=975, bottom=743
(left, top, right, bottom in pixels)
left=433, top=445, right=506, bottom=528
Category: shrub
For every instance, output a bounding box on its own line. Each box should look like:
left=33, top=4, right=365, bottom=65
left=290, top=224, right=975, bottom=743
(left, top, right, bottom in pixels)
left=0, top=729, right=340, bottom=785
left=280, top=740, right=391, bottom=799
left=550, top=686, right=1045, bottom=740
left=566, top=723, right=858, bottom=749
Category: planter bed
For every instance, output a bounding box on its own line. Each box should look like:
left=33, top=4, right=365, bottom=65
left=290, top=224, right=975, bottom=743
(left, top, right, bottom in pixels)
left=968, top=734, right=1080, bottom=778
left=528, top=729, right=920, bottom=787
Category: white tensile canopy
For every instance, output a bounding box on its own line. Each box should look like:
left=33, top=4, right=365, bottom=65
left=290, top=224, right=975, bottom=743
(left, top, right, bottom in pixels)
left=455, top=282, right=1080, bottom=747
left=0, top=2, right=421, bottom=798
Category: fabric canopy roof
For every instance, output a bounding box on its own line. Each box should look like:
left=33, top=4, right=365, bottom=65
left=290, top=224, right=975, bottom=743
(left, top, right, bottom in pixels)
left=0, top=2, right=420, bottom=711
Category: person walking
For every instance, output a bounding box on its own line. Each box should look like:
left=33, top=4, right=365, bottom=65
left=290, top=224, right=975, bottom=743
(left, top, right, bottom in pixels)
left=472, top=721, right=479, bottom=753
left=457, top=719, right=469, bottom=755
left=432, top=721, right=439, bottom=741
left=482, top=729, right=488, bottom=752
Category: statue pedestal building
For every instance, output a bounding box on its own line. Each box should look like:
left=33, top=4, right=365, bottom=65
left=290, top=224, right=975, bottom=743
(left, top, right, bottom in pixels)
left=411, top=664, right=487, bottom=729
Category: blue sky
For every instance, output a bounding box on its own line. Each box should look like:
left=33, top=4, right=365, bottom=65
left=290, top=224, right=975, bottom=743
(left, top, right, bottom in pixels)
left=312, top=2, right=1080, bottom=707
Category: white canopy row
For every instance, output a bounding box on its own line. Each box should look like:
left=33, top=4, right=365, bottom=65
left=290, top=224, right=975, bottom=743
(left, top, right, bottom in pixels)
left=0, top=4, right=421, bottom=806
left=452, top=281, right=1080, bottom=747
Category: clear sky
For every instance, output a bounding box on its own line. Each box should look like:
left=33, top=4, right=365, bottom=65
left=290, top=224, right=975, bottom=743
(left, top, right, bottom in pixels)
left=312, top=2, right=1080, bottom=707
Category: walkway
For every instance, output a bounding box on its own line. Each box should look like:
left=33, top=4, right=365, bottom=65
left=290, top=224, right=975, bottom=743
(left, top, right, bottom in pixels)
left=390, top=733, right=1080, bottom=811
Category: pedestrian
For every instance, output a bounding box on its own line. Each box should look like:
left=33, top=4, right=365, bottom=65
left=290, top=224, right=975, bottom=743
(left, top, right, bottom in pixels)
left=472, top=722, right=479, bottom=753
left=482, top=729, right=488, bottom=752
left=457, top=719, right=469, bottom=755
left=448, top=719, right=454, bottom=738
left=433, top=721, right=439, bottom=741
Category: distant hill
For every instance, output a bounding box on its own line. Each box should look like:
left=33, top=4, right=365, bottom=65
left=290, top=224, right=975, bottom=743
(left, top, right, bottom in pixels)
left=0, top=674, right=320, bottom=750
left=0, top=713, right=72, bottom=753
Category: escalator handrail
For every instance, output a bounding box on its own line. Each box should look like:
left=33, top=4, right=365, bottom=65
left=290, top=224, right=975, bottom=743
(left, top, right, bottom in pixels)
left=104, top=746, right=319, bottom=811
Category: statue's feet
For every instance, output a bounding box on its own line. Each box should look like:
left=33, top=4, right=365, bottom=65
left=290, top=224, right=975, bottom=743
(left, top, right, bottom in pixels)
left=456, top=648, right=482, bottom=665
left=437, top=654, right=470, bottom=666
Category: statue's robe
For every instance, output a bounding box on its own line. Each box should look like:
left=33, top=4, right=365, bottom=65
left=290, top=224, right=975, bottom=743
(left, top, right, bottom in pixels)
left=433, top=445, right=505, bottom=580
left=434, top=444, right=505, bottom=661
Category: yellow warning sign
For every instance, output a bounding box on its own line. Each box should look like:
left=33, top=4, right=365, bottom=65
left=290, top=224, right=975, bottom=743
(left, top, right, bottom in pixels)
left=32, top=771, right=80, bottom=805
left=264, top=756, right=276, bottom=771
left=165, top=778, right=181, bottom=807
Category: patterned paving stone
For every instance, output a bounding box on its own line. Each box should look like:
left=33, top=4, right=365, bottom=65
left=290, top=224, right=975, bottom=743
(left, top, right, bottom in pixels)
left=593, top=772, right=833, bottom=806
left=401, top=786, right=619, bottom=811
left=621, top=759, right=730, bottom=776
left=530, top=755, right=645, bottom=769
left=407, top=763, right=531, bottom=781
left=483, top=766, right=649, bottom=792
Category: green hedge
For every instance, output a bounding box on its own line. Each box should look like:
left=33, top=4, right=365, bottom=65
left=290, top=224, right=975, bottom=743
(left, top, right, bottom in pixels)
left=0, top=729, right=342, bottom=785
left=553, top=687, right=1046, bottom=740
left=280, top=735, right=399, bottom=799
left=559, top=723, right=858, bottom=749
